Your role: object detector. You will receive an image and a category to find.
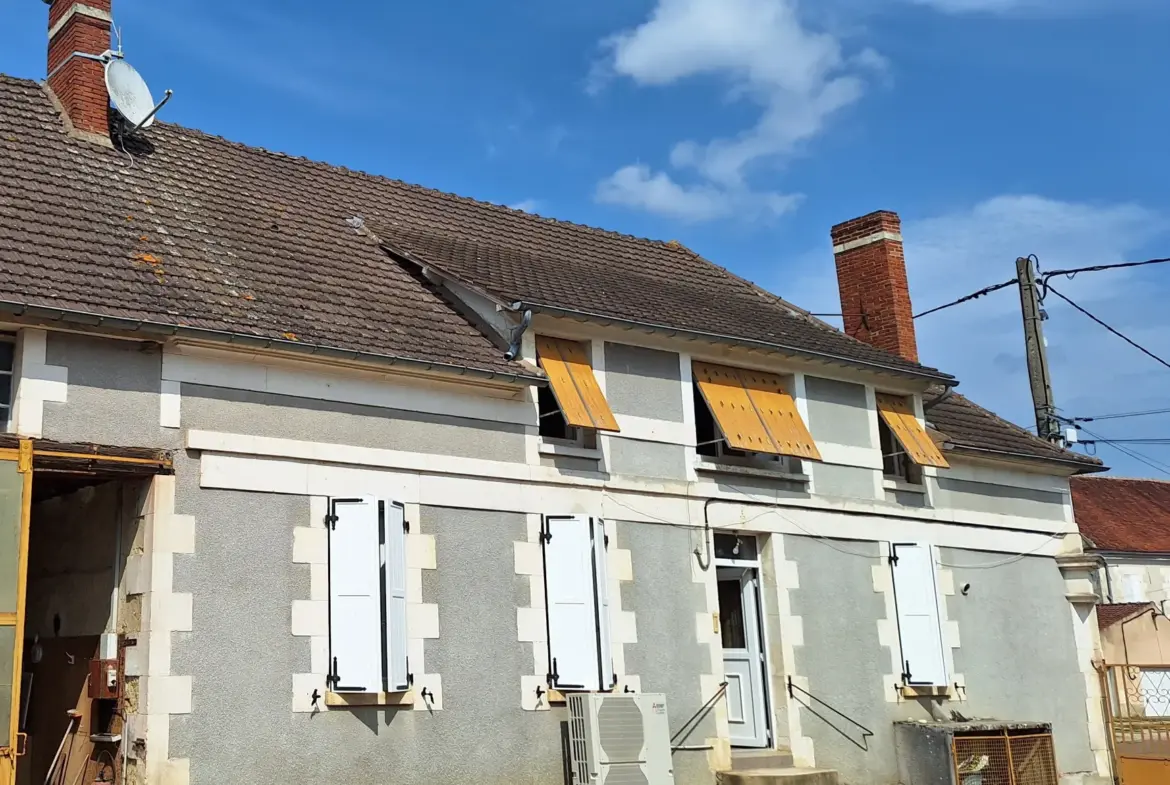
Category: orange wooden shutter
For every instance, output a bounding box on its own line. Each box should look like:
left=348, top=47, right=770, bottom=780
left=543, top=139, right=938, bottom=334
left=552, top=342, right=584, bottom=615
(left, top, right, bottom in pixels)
left=693, top=362, right=820, bottom=459
left=536, top=337, right=620, bottom=433
left=876, top=394, right=949, bottom=468
left=738, top=370, right=822, bottom=461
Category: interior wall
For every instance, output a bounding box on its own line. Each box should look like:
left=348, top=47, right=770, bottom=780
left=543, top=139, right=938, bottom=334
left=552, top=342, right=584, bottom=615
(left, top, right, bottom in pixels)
left=17, top=479, right=144, bottom=785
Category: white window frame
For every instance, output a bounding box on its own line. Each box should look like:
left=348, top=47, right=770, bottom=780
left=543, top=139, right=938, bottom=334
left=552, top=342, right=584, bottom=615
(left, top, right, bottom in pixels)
left=541, top=515, right=615, bottom=693
left=889, top=542, right=948, bottom=688
left=0, top=333, right=14, bottom=432
left=326, top=497, right=410, bottom=694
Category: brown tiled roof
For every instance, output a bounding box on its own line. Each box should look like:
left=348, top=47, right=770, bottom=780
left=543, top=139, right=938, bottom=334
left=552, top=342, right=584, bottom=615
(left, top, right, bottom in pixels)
left=925, top=390, right=1103, bottom=469
left=0, top=75, right=532, bottom=379
left=1072, top=477, right=1170, bottom=552
left=1, top=72, right=953, bottom=382
left=1097, top=603, right=1155, bottom=630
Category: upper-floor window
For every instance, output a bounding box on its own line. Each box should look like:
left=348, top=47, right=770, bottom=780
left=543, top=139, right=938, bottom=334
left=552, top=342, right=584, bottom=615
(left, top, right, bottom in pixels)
left=875, top=393, right=949, bottom=484
left=691, top=361, right=820, bottom=473
left=0, top=334, right=13, bottom=430
left=535, top=336, right=619, bottom=448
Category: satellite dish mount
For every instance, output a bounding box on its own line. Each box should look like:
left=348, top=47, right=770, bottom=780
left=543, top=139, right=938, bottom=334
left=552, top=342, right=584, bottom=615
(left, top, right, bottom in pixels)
left=45, top=45, right=173, bottom=136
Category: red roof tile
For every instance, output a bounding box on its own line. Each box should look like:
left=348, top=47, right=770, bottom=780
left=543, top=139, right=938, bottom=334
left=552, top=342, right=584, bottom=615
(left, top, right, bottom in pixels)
left=1072, top=477, right=1170, bottom=552
left=1097, top=603, right=1156, bottom=630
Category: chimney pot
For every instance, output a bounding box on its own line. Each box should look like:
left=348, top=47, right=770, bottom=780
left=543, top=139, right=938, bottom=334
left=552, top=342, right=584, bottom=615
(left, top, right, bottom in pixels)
left=46, top=0, right=114, bottom=140
left=831, top=210, right=919, bottom=363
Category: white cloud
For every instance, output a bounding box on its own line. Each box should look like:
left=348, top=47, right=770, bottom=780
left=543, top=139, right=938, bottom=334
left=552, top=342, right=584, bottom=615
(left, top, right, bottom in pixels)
left=595, top=164, right=802, bottom=222
left=782, top=195, right=1170, bottom=475
left=509, top=199, right=542, bottom=214
left=593, top=0, right=877, bottom=220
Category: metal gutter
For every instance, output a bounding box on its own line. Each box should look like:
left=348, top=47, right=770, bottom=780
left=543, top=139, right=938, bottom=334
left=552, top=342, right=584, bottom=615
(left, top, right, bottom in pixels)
left=510, top=300, right=958, bottom=385
left=944, top=442, right=1106, bottom=472
left=0, top=301, right=544, bottom=386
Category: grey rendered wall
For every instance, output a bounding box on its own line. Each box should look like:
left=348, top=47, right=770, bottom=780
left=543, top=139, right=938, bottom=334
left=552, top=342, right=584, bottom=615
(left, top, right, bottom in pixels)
left=620, top=520, right=714, bottom=785
left=170, top=479, right=566, bottom=785
left=786, top=536, right=1095, bottom=785
left=42, top=334, right=178, bottom=449
left=811, top=463, right=877, bottom=501
left=942, top=549, right=1096, bottom=775
left=607, top=439, right=690, bottom=480
left=604, top=343, right=683, bottom=422
left=930, top=477, right=1067, bottom=521
left=804, top=377, right=872, bottom=448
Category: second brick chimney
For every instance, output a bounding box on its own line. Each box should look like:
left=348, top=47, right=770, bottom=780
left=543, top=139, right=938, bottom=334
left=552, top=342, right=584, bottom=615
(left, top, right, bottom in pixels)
left=831, top=210, right=919, bottom=363
left=46, top=0, right=114, bottom=140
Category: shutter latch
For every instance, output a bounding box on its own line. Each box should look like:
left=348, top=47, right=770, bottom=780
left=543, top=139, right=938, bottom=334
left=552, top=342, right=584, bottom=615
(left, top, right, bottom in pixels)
left=548, top=658, right=560, bottom=687
left=325, top=513, right=338, bottom=530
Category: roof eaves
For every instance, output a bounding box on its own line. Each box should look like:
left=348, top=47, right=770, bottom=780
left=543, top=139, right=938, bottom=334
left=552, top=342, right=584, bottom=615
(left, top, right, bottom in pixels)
left=0, top=300, right=543, bottom=387
left=512, top=300, right=959, bottom=385
left=943, top=442, right=1106, bottom=472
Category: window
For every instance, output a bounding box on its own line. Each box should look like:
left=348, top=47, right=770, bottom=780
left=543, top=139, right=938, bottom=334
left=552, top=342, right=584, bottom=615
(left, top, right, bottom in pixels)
left=0, top=334, right=13, bottom=429
left=326, top=497, right=409, bottom=693
left=535, top=336, right=619, bottom=444
left=875, top=394, right=949, bottom=482
left=542, top=515, right=614, bottom=692
left=691, top=361, right=820, bottom=470
left=889, top=543, right=947, bottom=687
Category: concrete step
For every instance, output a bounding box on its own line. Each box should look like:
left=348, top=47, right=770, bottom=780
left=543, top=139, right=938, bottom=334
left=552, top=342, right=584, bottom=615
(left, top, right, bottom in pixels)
left=716, top=768, right=840, bottom=785
left=730, top=749, right=796, bottom=770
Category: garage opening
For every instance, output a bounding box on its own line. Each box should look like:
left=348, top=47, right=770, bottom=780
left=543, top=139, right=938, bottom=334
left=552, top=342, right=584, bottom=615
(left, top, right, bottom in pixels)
left=15, top=473, right=151, bottom=785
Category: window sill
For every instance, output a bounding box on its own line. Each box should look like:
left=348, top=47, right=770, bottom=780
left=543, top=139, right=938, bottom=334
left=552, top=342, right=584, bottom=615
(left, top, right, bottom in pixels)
left=695, top=458, right=809, bottom=484
left=538, top=440, right=601, bottom=460
left=898, top=684, right=955, bottom=699
left=325, top=690, right=413, bottom=708
left=883, top=478, right=926, bottom=494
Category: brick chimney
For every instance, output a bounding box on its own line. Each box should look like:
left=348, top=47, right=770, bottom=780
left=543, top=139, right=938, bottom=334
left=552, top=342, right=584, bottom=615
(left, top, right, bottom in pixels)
left=831, top=210, right=919, bottom=363
left=46, top=0, right=114, bottom=139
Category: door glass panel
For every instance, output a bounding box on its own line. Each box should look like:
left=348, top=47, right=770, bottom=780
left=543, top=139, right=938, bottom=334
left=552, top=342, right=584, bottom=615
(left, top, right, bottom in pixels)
left=718, top=579, right=746, bottom=649
left=0, top=461, right=20, bottom=614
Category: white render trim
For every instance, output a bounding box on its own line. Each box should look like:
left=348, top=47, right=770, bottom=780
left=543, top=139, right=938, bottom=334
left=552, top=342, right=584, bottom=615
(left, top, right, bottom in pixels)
left=292, top=499, right=439, bottom=712
left=693, top=530, right=731, bottom=771
left=189, top=430, right=1077, bottom=544
left=162, top=347, right=533, bottom=427
left=832, top=231, right=903, bottom=254
left=611, top=415, right=694, bottom=447
left=538, top=440, right=602, bottom=460
left=864, top=385, right=886, bottom=500
left=772, top=534, right=815, bottom=766
left=10, top=328, right=68, bottom=438
left=121, top=475, right=194, bottom=785
left=679, top=353, right=698, bottom=482
left=160, top=380, right=181, bottom=428
left=48, top=3, right=112, bottom=40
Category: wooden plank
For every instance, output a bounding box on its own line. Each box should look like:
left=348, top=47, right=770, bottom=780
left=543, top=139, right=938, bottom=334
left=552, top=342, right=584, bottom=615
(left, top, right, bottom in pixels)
left=555, top=340, right=620, bottom=433
left=325, top=690, right=414, bottom=707
left=536, top=336, right=594, bottom=430
left=692, top=362, right=776, bottom=453
left=739, top=370, right=822, bottom=461
left=877, top=394, right=950, bottom=468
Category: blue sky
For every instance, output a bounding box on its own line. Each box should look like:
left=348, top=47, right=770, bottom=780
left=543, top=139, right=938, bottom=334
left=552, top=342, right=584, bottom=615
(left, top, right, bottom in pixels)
left=5, top=0, right=1170, bottom=476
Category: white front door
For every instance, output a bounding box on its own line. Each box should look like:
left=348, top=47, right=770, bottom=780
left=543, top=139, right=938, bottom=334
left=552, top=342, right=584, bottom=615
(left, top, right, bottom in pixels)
left=719, top=567, right=768, bottom=748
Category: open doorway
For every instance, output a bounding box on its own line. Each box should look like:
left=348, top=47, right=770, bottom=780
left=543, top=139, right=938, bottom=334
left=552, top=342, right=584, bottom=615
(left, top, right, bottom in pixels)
left=715, top=533, right=772, bottom=749
left=14, top=474, right=149, bottom=785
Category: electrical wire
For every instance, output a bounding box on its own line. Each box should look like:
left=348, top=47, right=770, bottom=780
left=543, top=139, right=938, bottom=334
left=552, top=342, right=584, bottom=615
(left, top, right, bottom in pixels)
left=1044, top=284, right=1170, bottom=372
left=1074, top=423, right=1170, bottom=477
left=933, top=531, right=1068, bottom=570
left=1071, top=407, right=1170, bottom=423
left=1041, top=256, right=1170, bottom=283
left=913, top=279, right=1018, bottom=319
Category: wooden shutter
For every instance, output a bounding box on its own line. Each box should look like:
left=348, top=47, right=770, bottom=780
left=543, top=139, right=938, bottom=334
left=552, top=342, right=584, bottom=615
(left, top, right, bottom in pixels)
left=593, top=519, right=615, bottom=690
left=536, top=336, right=620, bottom=433
left=543, top=515, right=603, bottom=691
left=890, top=543, right=948, bottom=686
left=693, top=361, right=820, bottom=459
left=876, top=394, right=949, bottom=468
left=328, top=497, right=383, bottom=693
left=383, top=501, right=410, bottom=692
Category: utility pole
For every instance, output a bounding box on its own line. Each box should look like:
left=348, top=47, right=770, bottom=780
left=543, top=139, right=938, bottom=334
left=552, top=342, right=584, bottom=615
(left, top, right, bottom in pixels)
left=1017, top=256, right=1059, bottom=442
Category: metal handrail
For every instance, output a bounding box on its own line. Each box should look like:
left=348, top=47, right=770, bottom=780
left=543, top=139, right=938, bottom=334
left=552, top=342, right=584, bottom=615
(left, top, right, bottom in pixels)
left=671, top=681, right=729, bottom=746
left=788, top=677, right=874, bottom=750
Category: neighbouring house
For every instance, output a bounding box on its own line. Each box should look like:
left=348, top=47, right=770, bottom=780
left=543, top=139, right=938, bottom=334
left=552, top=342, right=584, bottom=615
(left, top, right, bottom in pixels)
left=1072, top=476, right=1170, bottom=605
left=0, top=3, right=1114, bottom=785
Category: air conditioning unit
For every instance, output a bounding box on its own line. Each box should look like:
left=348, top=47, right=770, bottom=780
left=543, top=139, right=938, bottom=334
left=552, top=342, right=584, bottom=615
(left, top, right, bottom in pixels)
left=567, top=692, right=676, bottom=785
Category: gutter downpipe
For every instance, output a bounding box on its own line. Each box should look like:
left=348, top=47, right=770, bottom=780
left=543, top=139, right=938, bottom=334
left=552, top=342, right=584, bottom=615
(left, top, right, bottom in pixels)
left=0, top=300, right=544, bottom=386
left=510, top=300, right=958, bottom=386
left=922, top=386, right=954, bottom=412
left=504, top=304, right=532, bottom=362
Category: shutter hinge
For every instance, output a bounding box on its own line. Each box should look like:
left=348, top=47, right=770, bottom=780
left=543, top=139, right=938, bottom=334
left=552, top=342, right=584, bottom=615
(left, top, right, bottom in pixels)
left=889, top=548, right=899, bottom=566
left=324, top=513, right=339, bottom=530
left=403, top=518, right=410, bottom=534
left=548, top=658, right=560, bottom=687
left=541, top=527, right=552, bottom=543
left=329, top=656, right=339, bottom=688
left=603, top=533, right=609, bottom=548
left=407, top=657, right=414, bottom=687
left=902, top=661, right=912, bottom=684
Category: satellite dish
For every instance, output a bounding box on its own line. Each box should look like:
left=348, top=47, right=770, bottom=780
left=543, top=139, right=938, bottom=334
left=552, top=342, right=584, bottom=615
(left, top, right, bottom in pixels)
left=105, top=58, right=160, bottom=130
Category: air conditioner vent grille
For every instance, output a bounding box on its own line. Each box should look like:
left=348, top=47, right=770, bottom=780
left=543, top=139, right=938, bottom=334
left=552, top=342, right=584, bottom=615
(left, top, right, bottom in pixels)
left=598, top=697, right=647, bottom=763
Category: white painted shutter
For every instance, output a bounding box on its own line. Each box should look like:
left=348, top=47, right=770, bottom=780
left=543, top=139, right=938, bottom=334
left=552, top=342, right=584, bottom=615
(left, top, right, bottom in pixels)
left=544, top=515, right=602, bottom=691
left=383, top=501, right=410, bottom=692
left=328, top=497, right=383, bottom=693
left=593, top=518, right=615, bottom=690
left=890, top=543, right=948, bottom=687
